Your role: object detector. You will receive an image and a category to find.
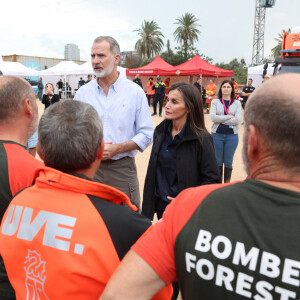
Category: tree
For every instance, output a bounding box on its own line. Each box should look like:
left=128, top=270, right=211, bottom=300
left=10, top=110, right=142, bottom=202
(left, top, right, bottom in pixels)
left=173, top=13, right=201, bottom=58
left=271, top=28, right=291, bottom=59
left=134, top=20, right=164, bottom=59
left=216, top=58, right=247, bottom=84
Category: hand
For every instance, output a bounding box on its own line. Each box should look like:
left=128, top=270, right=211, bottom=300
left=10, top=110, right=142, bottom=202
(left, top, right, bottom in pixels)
left=102, top=142, right=118, bottom=160
left=229, top=115, right=235, bottom=119
left=167, top=196, right=175, bottom=201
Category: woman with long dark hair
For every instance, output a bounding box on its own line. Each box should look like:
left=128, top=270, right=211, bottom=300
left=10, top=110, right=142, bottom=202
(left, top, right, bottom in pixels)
left=143, top=82, right=220, bottom=221
left=142, top=82, right=220, bottom=299
left=210, top=79, right=242, bottom=182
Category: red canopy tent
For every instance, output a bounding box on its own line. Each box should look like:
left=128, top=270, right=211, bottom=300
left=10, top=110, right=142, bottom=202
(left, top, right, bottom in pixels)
left=164, top=55, right=233, bottom=77
left=126, top=56, right=175, bottom=76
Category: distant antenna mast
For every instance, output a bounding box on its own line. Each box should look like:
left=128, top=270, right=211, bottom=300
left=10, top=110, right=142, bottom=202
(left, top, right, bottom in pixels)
left=252, top=0, right=276, bottom=65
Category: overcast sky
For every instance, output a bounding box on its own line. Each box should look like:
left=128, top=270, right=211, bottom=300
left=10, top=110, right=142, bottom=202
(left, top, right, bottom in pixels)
left=1, top=0, right=299, bottom=65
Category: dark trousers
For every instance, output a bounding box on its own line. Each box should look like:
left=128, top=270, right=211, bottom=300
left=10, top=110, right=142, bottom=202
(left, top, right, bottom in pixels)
left=147, top=94, right=154, bottom=106
left=153, top=94, right=164, bottom=114
left=95, top=156, right=140, bottom=210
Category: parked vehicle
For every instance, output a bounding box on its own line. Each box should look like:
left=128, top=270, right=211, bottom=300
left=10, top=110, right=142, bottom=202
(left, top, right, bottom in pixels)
left=271, top=27, right=300, bottom=75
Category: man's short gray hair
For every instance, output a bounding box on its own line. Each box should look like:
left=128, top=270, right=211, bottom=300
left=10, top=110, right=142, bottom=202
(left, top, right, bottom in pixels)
left=244, top=74, right=300, bottom=172
left=93, top=36, right=120, bottom=55
left=38, top=100, right=103, bottom=173
left=0, top=76, right=34, bottom=124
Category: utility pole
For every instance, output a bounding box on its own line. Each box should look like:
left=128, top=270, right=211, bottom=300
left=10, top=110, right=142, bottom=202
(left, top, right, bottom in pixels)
left=252, top=0, right=276, bottom=66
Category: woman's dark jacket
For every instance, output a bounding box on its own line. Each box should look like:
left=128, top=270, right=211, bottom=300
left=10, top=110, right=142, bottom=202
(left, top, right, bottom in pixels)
left=142, top=119, right=221, bottom=220
left=42, top=94, right=60, bottom=109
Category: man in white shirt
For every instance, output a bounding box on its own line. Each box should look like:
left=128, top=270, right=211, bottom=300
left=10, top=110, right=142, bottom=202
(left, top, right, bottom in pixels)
left=74, top=36, right=153, bottom=209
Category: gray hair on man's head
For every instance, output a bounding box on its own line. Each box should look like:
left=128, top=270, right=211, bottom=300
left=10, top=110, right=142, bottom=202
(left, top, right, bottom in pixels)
left=0, top=76, right=34, bottom=124
left=38, top=100, right=103, bottom=173
left=93, top=36, right=120, bottom=55
left=244, top=73, right=300, bottom=173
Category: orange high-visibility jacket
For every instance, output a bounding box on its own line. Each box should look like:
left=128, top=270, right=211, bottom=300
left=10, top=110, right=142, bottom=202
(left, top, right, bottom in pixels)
left=233, top=81, right=239, bottom=93
left=0, top=141, right=42, bottom=298
left=0, top=166, right=172, bottom=299
left=205, top=83, right=217, bottom=104
left=147, top=81, right=155, bottom=95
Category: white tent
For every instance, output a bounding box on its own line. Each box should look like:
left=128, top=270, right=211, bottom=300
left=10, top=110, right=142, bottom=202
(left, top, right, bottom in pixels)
left=247, top=64, right=274, bottom=88
left=72, top=60, right=127, bottom=78
left=0, top=61, right=39, bottom=76
left=38, top=60, right=127, bottom=98
left=39, top=61, right=80, bottom=76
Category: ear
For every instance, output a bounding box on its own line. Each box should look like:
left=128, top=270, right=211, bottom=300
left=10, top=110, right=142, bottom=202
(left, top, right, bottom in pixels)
left=247, top=125, right=259, bottom=160
left=23, top=98, right=34, bottom=118
left=114, top=54, right=121, bottom=65
left=36, top=142, right=43, bottom=161
left=96, top=138, right=104, bottom=160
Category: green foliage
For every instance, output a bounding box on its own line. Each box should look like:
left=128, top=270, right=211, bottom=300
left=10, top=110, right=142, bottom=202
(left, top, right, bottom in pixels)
left=173, top=13, right=201, bottom=58
left=160, top=43, right=213, bottom=66
left=216, top=58, right=247, bottom=84
left=271, top=28, right=291, bottom=59
left=134, top=20, right=165, bottom=59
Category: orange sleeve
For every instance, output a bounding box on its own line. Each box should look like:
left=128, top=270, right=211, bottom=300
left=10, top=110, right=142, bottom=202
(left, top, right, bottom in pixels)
left=132, top=184, right=222, bottom=284
left=4, top=144, right=43, bottom=196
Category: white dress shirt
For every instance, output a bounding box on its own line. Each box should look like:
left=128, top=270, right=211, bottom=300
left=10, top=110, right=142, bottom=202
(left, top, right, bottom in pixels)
left=74, top=75, right=153, bottom=160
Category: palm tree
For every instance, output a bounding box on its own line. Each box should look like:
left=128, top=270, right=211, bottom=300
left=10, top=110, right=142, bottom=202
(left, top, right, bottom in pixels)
left=174, top=13, right=201, bottom=47
left=134, top=20, right=164, bottom=59
left=271, top=28, right=291, bottom=58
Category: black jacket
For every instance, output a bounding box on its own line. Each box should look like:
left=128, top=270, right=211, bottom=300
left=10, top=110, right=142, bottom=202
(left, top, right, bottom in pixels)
left=142, top=119, right=221, bottom=220
left=42, top=94, right=60, bottom=109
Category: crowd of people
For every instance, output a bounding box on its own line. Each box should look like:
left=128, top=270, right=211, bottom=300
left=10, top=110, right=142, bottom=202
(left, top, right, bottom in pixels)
left=0, top=35, right=299, bottom=300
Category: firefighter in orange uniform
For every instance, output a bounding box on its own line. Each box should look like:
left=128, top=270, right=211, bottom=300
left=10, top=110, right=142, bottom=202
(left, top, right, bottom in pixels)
left=232, top=77, right=239, bottom=93
left=205, top=79, right=217, bottom=113
left=0, top=100, right=172, bottom=300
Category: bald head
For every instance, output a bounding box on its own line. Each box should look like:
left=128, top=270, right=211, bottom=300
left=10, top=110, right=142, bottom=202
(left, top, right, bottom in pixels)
left=244, top=73, right=300, bottom=171
left=0, top=76, right=35, bottom=124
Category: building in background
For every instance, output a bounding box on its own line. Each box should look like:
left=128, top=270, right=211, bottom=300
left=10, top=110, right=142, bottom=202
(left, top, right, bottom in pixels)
left=120, top=51, right=140, bottom=66
left=2, top=54, right=86, bottom=80
left=64, top=43, right=80, bottom=60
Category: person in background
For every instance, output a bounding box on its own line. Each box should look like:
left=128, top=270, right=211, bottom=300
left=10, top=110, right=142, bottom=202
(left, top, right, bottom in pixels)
left=146, top=77, right=155, bottom=106
left=241, top=78, right=255, bottom=109
left=99, top=73, right=300, bottom=300
left=0, top=100, right=171, bottom=300
left=133, top=74, right=143, bottom=89
left=78, top=77, right=85, bottom=89
left=210, top=79, right=242, bottom=182
left=0, top=76, right=42, bottom=299
left=42, top=83, right=60, bottom=110
left=143, top=83, right=220, bottom=299
left=152, top=76, right=166, bottom=117
left=231, top=77, right=239, bottom=93
left=74, top=36, right=153, bottom=210
left=164, top=77, right=170, bottom=99
left=27, top=130, right=38, bottom=157
left=193, top=77, right=202, bottom=96
left=86, top=74, right=93, bottom=83
left=37, top=77, right=44, bottom=101
left=56, top=79, right=63, bottom=99
left=205, top=79, right=217, bottom=114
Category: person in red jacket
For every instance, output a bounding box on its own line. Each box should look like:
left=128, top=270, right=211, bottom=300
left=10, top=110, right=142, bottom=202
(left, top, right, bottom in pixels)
left=0, top=76, right=42, bottom=299
left=0, top=100, right=171, bottom=300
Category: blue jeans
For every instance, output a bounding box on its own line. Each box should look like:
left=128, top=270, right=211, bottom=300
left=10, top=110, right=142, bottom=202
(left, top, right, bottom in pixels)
left=212, top=133, right=239, bottom=168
